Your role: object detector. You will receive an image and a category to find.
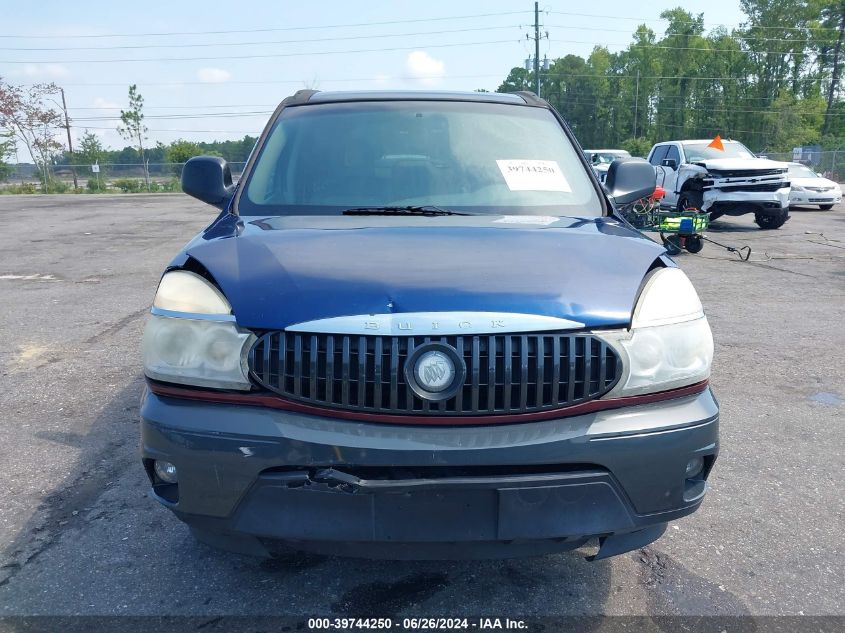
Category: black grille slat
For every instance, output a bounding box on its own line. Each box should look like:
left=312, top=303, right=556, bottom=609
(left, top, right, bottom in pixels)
left=519, top=336, right=529, bottom=410
left=341, top=336, right=350, bottom=406
left=357, top=336, right=366, bottom=408
left=374, top=337, right=383, bottom=410
left=309, top=335, right=318, bottom=399
left=503, top=336, right=513, bottom=411
left=406, top=337, right=416, bottom=412
left=487, top=335, right=496, bottom=412
left=249, top=331, right=621, bottom=417
left=389, top=338, right=399, bottom=409
left=566, top=337, right=576, bottom=403
left=536, top=336, right=545, bottom=408
left=454, top=337, right=464, bottom=412
left=471, top=336, right=480, bottom=411
left=325, top=336, right=335, bottom=404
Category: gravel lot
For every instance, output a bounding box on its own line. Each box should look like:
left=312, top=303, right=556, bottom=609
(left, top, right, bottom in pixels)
left=0, top=194, right=842, bottom=621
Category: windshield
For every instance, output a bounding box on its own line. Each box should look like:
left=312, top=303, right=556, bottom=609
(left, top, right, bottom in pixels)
left=788, top=164, right=818, bottom=179
left=590, top=151, right=630, bottom=164
left=239, top=100, right=603, bottom=216
left=682, top=141, right=756, bottom=162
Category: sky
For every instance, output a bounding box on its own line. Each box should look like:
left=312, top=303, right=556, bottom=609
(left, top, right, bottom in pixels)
left=1, top=0, right=747, bottom=157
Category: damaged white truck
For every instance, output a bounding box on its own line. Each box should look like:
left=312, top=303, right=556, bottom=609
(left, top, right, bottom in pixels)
left=648, top=139, right=791, bottom=229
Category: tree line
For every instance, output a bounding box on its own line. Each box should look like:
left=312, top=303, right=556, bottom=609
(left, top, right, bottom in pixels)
left=0, top=78, right=256, bottom=187
left=4, top=0, right=845, bottom=187
left=498, top=1, right=845, bottom=156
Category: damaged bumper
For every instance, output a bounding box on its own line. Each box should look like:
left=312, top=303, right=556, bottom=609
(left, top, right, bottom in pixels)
left=701, top=187, right=790, bottom=215
left=140, top=388, right=719, bottom=560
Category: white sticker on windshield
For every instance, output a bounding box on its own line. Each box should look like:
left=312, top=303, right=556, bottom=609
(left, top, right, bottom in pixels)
left=496, top=159, right=571, bottom=192
left=494, top=215, right=559, bottom=226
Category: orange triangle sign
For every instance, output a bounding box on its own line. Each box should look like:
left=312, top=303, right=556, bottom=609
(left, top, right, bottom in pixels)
left=707, top=135, right=725, bottom=151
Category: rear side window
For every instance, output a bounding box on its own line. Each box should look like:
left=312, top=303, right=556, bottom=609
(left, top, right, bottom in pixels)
left=649, top=145, right=669, bottom=166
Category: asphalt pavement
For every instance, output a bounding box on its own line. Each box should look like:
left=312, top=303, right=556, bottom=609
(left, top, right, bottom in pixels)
left=0, top=194, right=843, bottom=620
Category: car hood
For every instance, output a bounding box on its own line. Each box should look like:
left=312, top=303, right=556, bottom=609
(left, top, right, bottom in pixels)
left=693, top=157, right=787, bottom=171
left=182, top=214, right=666, bottom=330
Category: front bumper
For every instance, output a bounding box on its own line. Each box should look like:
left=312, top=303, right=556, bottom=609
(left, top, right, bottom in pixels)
left=140, top=388, right=719, bottom=559
left=789, top=190, right=841, bottom=205
left=702, top=188, right=789, bottom=215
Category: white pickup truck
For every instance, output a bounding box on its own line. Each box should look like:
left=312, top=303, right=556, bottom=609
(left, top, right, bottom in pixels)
left=647, top=139, right=791, bottom=229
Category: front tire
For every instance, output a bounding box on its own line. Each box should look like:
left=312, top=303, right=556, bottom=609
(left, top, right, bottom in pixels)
left=820, top=204, right=834, bottom=210
left=755, top=210, right=788, bottom=230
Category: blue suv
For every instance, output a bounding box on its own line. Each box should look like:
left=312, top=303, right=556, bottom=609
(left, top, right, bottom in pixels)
left=141, top=90, right=718, bottom=560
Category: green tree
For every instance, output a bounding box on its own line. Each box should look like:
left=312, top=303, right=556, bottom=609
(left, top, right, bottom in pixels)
left=0, top=130, right=14, bottom=181
left=117, top=84, right=150, bottom=190
left=166, top=139, right=209, bottom=175
left=166, top=139, right=203, bottom=164
left=497, top=67, right=533, bottom=93
left=620, top=137, right=654, bottom=157
left=76, top=130, right=105, bottom=173
left=0, top=78, right=63, bottom=189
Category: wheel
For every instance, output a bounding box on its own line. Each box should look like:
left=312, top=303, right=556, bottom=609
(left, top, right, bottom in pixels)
left=677, top=190, right=703, bottom=213
left=662, top=234, right=683, bottom=255
left=685, top=236, right=704, bottom=253
left=754, top=211, right=788, bottom=230
left=820, top=204, right=834, bottom=210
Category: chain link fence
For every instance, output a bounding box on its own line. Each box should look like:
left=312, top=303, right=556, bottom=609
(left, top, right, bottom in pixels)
left=760, top=151, right=845, bottom=181
left=1, top=162, right=247, bottom=193
left=5, top=153, right=845, bottom=193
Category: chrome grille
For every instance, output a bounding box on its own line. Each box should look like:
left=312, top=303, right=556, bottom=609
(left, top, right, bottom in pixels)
left=248, top=332, right=621, bottom=416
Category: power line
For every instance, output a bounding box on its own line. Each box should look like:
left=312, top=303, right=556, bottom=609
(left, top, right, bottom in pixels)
left=546, top=10, right=845, bottom=34
left=72, top=111, right=273, bottom=121
left=0, top=11, right=528, bottom=39
left=544, top=24, right=836, bottom=45
left=548, top=38, right=820, bottom=58
left=79, top=125, right=258, bottom=133
left=0, top=25, right=519, bottom=51
left=68, top=103, right=277, bottom=110
left=538, top=71, right=826, bottom=82
left=46, top=73, right=510, bottom=87
left=0, top=38, right=517, bottom=64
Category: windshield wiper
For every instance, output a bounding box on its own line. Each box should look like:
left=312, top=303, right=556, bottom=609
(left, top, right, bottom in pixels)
left=342, top=205, right=473, bottom=217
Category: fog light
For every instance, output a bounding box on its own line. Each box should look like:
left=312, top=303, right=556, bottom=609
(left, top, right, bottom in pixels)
left=154, top=460, right=178, bottom=484
left=685, top=456, right=704, bottom=478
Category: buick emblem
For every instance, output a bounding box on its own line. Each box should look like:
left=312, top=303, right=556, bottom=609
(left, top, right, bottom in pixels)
left=405, top=343, right=466, bottom=401
left=414, top=351, right=455, bottom=393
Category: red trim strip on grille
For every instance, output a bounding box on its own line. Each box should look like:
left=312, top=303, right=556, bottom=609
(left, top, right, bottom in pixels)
left=146, top=379, right=710, bottom=426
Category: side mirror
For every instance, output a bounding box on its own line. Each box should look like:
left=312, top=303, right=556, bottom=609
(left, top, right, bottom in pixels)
left=605, top=157, right=656, bottom=205
left=182, top=156, right=235, bottom=209
left=661, top=158, right=678, bottom=170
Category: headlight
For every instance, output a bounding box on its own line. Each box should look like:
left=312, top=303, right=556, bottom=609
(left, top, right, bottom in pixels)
left=153, top=270, right=231, bottom=315
left=791, top=185, right=805, bottom=192
left=143, top=271, right=254, bottom=390
left=600, top=268, right=713, bottom=397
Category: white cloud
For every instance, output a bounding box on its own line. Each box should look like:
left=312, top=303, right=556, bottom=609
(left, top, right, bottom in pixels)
left=13, top=63, right=70, bottom=79
left=372, top=73, right=391, bottom=86
left=93, top=97, right=120, bottom=110
left=405, top=51, right=445, bottom=86
left=196, top=67, right=232, bottom=83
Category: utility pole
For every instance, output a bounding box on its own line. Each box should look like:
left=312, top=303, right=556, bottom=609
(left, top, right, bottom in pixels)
left=59, top=88, right=78, bottom=190
left=534, top=1, right=540, bottom=96
left=633, top=70, right=640, bottom=138
left=823, top=1, right=845, bottom=136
